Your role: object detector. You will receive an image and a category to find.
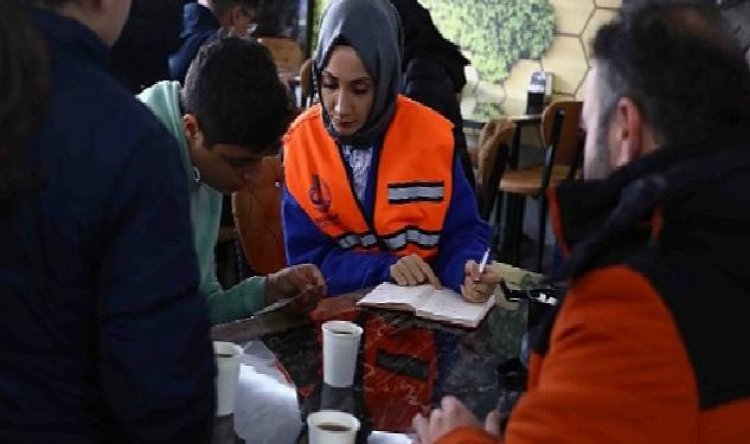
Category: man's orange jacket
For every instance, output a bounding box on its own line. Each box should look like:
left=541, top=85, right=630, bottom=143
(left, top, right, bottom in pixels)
left=439, top=140, right=750, bottom=443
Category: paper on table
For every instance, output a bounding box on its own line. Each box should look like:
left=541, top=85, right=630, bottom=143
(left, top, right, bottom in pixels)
left=357, top=284, right=432, bottom=307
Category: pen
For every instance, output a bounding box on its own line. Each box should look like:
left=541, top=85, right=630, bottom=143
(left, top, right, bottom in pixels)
left=475, top=248, right=491, bottom=282
left=253, top=282, right=326, bottom=317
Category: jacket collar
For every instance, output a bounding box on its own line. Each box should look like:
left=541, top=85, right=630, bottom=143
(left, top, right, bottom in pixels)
left=34, top=8, right=109, bottom=67
left=550, top=123, right=750, bottom=278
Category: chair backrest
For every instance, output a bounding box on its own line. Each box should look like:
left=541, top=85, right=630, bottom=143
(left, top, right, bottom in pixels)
left=477, top=119, right=515, bottom=220
left=232, top=155, right=287, bottom=275
left=258, top=37, right=304, bottom=81
left=541, top=101, right=583, bottom=167
left=299, top=58, right=314, bottom=108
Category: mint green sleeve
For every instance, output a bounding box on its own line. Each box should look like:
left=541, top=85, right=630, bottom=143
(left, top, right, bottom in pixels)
left=200, top=267, right=268, bottom=325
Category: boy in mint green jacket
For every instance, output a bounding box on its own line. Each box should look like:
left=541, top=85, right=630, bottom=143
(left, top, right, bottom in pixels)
left=139, top=37, right=325, bottom=324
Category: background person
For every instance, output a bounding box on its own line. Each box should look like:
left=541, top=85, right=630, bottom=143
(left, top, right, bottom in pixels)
left=0, top=0, right=215, bottom=441
left=169, top=0, right=259, bottom=83
left=389, top=0, right=475, bottom=190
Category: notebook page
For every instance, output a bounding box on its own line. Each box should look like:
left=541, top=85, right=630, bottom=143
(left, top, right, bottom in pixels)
left=415, top=288, right=495, bottom=328
left=357, top=283, right=433, bottom=310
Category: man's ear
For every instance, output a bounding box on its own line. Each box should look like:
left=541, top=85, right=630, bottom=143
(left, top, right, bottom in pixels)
left=182, top=114, right=204, bottom=150
left=611, top=96, right=645, bottom=168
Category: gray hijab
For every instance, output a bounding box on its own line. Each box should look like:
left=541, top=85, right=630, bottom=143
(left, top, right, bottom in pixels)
left=314, top=0, right=403, bottom=146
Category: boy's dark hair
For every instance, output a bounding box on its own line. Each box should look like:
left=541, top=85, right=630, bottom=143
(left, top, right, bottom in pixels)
left=0, top=0, right=49, bottom=215
left=211, top=0, right=260, bottom=19
left=592, top=1, right=750, bottom=149
left=182, top=36, right=291, bottom=152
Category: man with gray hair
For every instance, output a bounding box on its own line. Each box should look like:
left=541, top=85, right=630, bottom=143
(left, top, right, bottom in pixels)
left=414, top=2, right=750, bottom=443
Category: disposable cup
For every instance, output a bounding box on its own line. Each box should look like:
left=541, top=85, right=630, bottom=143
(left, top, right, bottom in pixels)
left=307, top=410, right=360, bottom=444
left=322, top=321, right=363, bottom=388
left=213, top=341, right=244, bottom=416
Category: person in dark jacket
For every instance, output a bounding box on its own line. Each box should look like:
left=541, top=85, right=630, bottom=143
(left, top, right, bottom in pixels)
left=0, top=1, right=214, bottom=442
left=415, top=3, right=750, bottom=444
left=389, top=0, right=475, bottom=190
left=169, top=0, right=259, bottom=83
left=110, top=0, right=183, bottom=92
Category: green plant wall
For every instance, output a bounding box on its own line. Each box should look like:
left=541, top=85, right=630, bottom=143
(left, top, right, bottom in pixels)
left=310, top=0, right=555, bottom=85
left=420, top=0, right=555, bottom=84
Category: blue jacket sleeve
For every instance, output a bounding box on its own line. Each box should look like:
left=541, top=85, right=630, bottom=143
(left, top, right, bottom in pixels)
left=434, top=156, right=489, bottom=291
left=96, top=121, right=215, bottom=442
left=282, top=186, right=399, bottom=296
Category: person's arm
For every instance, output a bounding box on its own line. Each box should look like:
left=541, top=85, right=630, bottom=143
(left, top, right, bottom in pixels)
left=201, top=258, right=326, bottom=325
left=200, top=268, right=267, bottom=325
left=282, top=186, right=399, bottom=295
left=434, top=155, right=488, bottom=291
left=434, top=266, right=698, bottom=444
left=96, top=123, right=214, bottom=442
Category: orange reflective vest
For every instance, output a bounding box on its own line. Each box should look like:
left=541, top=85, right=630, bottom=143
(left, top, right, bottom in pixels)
left=283, top=95, right=454, bottom=260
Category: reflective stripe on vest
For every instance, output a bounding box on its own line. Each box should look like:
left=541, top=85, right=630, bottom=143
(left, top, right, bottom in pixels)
left=337, top=232, right=379, bottom=250
left=388, top=182, right=445, bottom=205
left=382, top=228, right=441, bottom=251
left=283, top=95, right=455, bottom=260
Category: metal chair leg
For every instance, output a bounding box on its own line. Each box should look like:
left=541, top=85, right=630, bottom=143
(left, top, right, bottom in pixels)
left=536, top=196, right=549, bottom=272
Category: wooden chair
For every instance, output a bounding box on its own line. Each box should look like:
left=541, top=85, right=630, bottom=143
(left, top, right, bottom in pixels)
left=232, top=156, right=287, bottom=275
left=476, top=119, right=515, bottom=254
left=299, top=58, right=314, bottom=108
left=258, top=37, right=304, bottom=83
left=499, top=101, right=584, bottom=271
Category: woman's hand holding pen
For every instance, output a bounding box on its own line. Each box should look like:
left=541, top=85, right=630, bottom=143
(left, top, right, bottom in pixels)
left=461, top=259, right=500, bottom=303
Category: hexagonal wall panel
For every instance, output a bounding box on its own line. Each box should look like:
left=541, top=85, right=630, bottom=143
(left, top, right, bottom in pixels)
left=551, top=0, right=595, bottom=34
left=582, top=8, right=619, bottom=58
left=596, top=0, right=622, bottom=8
left=541, top=36, right=588, bottom=95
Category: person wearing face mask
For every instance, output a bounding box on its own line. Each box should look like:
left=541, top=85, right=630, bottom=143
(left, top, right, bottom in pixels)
left=169, top=0, right=259, bottom=84
left=282, top=0, right=489, bottom=298
left=139, top=37, right=326, bottom=325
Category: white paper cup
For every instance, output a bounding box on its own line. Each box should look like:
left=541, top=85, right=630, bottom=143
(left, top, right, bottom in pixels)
left=322, top=321, right=363, bottom=388
left=213, top=341, right=244, bottom=416
left=307, top=410, right=360, bottom=444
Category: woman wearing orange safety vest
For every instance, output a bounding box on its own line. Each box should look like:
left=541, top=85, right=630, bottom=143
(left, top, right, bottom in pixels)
left=282, top=0, right=489, bottom=298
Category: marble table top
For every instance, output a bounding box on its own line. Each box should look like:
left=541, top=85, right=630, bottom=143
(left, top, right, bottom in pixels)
left=212, top=290, right=529, bottom=442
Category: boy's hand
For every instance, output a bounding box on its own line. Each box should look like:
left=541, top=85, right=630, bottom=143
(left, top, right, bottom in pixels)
left=265, top=264, right=326, bottom=314
left=390, top=254, right=442, bottom=288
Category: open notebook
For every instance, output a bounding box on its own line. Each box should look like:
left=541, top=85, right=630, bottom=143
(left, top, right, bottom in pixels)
left=356, top=283, right=496, bottom=328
